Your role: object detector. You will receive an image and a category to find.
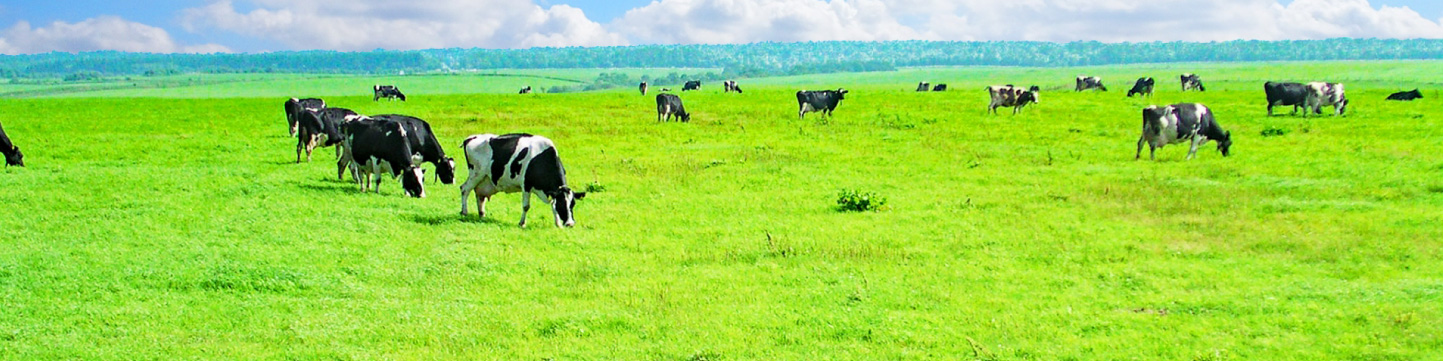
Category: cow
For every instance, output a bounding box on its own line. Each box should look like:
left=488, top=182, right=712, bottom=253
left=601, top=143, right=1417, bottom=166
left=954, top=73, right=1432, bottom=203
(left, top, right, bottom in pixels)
left=656, top=93, right=691, bottom=122
left=1181, top=73, right=1205, bottom=92
left=1136, top=103, right=1232, bottom=160
left=366, top=114, right=456, bottom=185
left=916, top=82, right=931, bottom=92
left=797, top=89, right=848, bottom=120
left=519, top=86, right=532, bottom=94
left=724, top=80, right=741, bottom=93
left=284, top=97, right=325, bottom=136
left=639, top=82, right=648, bottom=95
left=1076, top=76, right=1107, bottom=91
left=1, top=122, right=22, bottom=167
left=1386, top=89, right=1422, bottom=101
left=459, top=133, right=586, bottom=227
left=373, top=85, right=406, bottom=101
left=660, top=88, right=672, bottom=92
left=986, top=85, right=1040, bottom=115
left=932, top=84, right=947, bottom=92
left=340, top=118, right=426, bottom=197
left=1304, top=82, right=1347, bottom=116
left=1264, top=81, right=1309, bottom=116
left=682, top=80, right=702, bottom=91
left=1127, top=77, right=1155, bottom=97
left=293, top=108, right=353, bottom=163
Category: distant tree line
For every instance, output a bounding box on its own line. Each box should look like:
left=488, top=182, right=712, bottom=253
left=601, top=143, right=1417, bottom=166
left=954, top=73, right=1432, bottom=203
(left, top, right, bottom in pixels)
left=2, top=38, right=1441, bottom=80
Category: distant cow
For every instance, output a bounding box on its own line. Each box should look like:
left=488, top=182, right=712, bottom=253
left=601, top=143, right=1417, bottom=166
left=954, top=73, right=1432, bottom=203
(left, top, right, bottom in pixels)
left=1076, top=76, right=1107, bottom=91
left=656, top=93, right=691, bottom=122
left=1305, top=82, right=1347, bottom=116
left=639, top=82, right=648, bottom=95
left=796, top=89, right=848, bottom=119
left=1136, top=103, right=1232, bottom=160
left=294, top=107, right=358, bottom=164
left=682, top=80, right=702, bottom=91
left=724, top=80, right=741, bottom=93
left=373, top=85, right=406, bottom=101
left=1264, top=81, right=1309, bottom=116
left=1181, top=73, right=1206, bottom=92
left=987, top=85, right=1040, bottom=114
left=1, top=122, right=22, bottom=167
left=369, top=114, right=456, bottom=185
left=1127, top=77, right=1155, bottom=97
left=519, top=86, right=532, bottom=94
left=284, top=97, right=325, bottom=136
left=341, top=118, right=425, bottom=197
left=459, top=133, right=586, bottom=227
left=932, top=84, right=947, bottom=91
left=1386, top=89, right=1422, bottom=101
left=916, top=82, right=931, bottom=92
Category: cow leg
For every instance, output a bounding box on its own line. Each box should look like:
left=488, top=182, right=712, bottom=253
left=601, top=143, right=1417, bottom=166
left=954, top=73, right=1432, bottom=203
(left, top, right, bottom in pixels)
left=459, top=173, right=482, bottom=216
left=371, top=163, right=384, bottom=193
left=476, top=193, right=490, bottom=218
left=518, top=191, right=532, bottom=227
left=295, top=138, right=304, bottom=164
left=1135, top=136, right=1145, bottom=160
left=1187, top=138, right=1201, bottom=160
left=1267, top=104, right=1274, bottom=116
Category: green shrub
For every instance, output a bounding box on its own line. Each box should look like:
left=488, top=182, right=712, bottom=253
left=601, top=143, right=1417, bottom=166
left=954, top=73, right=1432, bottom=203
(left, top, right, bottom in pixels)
left=836, top=189, right=886, bottom=212
left=1260, top=126, right=1290, bottom=137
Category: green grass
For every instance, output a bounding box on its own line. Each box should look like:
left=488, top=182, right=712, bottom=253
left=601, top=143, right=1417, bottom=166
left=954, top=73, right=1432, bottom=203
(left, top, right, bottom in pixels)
left=1, top=61, right=1441, bottom=360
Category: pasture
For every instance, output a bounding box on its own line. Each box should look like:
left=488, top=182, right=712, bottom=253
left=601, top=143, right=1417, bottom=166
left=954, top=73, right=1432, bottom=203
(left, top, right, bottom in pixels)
left=1, top=61, right=1440, bottom=360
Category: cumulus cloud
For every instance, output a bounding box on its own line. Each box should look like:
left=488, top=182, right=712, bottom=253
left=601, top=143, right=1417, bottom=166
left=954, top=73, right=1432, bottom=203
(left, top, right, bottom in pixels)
left=612, top=0, right=931, bottom=44
left=179, top=0, right=627, bottom=50
left=0, top=16, right=231, bottom=55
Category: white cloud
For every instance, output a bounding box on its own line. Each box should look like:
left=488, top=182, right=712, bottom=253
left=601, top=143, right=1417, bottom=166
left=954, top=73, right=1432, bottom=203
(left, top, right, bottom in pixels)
left=612, top=0, right=931, bottom=44
left=0, top=16, right=231, bottom=55
left=179, top=0, right=627, bottom=50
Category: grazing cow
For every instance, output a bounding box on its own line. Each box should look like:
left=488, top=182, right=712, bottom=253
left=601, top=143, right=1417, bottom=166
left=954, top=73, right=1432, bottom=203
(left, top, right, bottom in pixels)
left=1127, top=77, right=1155, bottom=97
left=293, top=108, right=355, bottom=163
left=1264, top=81, right=1309, bottom=116
left=519, top=86, right=532, bottom=94
left=639, top=82, right=648, bottom=95
left=723, top=80, right=741, bottom=93
left=1136, top=103, right=1232, bottom=160
left=932, top=84, right=948, bottom=92
left=1386, top=89, right=1422, bottom=101
left=682, top=80, right=702, bottom=91
left=341, top=118, right=425, bottom=197
left=796, top=89, right=848, bottom=119
left=373, top=85, right=406, bottom=101
left=660, top=88, right=672, bottom=92
left=916, top=82, right=931, bottom=92
left=1076, top=76, right=1107, bottom=91
left=367, top=114, right=456, bottom=185
left=1, top=122, right=22, bottom=167
left=459, top=133, right=586, bottom=227
left=986, top=85, right=1040, bottom=114
left=1181, top=73, right=1206, bottom=92
left=1305, top=82, right=1348, bottom=116
left=655, top=93, right=691, bottom=122
left=284, top=97, right=325, bottom=136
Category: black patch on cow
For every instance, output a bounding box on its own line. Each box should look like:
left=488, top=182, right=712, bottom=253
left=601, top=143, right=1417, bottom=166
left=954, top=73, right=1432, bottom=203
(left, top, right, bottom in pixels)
left=524, top=146, right=566, bottom=193
left=509, top=147, right=529, bottom=180
left=487, top=135, right=523, bottom=186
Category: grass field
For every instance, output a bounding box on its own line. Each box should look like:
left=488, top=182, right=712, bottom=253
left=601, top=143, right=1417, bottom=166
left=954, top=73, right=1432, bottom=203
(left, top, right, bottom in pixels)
left=1, top=61, right=1441, bottom=360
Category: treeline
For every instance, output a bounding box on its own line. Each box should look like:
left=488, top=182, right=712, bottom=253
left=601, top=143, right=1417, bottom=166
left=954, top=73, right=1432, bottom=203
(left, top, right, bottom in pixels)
left=2, top=38, right=1441, bottom=79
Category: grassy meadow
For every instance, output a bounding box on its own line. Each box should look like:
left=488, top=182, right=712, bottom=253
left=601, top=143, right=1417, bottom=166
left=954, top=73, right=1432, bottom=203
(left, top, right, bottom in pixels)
left=1, top=61, right=1441, bottom=360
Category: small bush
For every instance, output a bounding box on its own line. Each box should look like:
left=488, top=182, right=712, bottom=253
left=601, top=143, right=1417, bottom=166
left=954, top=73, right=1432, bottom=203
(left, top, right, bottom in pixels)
left=1260, top=126, right=1290, bottom=137
left=584, top=181, right=607, bottom=193
left=836, top=189, right=886, bottom=212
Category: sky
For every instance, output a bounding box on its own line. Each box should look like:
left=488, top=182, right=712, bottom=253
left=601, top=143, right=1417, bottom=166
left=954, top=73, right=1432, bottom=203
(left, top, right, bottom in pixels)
left=0, top=0, right=1441, bottom=54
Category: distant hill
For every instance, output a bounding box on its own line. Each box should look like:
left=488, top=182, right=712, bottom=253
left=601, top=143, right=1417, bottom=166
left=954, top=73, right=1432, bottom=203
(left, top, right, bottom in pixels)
left=2, top=38, right=1440, bottom=79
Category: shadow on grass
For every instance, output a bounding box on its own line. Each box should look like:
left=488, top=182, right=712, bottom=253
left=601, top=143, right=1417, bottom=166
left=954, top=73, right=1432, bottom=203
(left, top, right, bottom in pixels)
left=409, top=213, right=509, bottom=226
left=298, top=182, right=359, bottom=193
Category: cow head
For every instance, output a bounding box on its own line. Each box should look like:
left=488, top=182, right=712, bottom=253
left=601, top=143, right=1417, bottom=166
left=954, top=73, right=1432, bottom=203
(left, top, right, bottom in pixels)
left=401, top=166, right=426, bottom=198
left=547, top=186, right=587, bottom=228
left=436, top=157, right=457, bottom=184
left=4, top=145, right=22, bottom=167
left=837, top=88, right=849, bottom=99
left=1028, top=86, right=1041, bottom=103
left=1217, top=131, right=1232, bottom=157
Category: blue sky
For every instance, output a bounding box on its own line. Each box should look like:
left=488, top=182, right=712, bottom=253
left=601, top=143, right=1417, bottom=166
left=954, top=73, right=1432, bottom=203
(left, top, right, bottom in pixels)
left=1, top=0, right=1441, bottom=54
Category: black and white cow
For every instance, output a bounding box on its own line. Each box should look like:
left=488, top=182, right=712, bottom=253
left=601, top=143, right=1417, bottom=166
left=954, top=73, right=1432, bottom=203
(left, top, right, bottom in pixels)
left=682, top=80, right=702, bottom=91
left=459, top=133, right=586, bottom=227
left=1305, top=82, right=1347, bottom=116
left=724, top=80, right=741, bottom=93
left=1264, top=81, right=1309, bottom=116
left=639, top=82, right=649, bottom=95
left=916, top=82, right=931, bottom=92
left=932, top=84, right=947, bottom=92
left=1136, top=103, right=1232, bottom=160
left=340, top=118, right=425, bottom=197
left=1, top=121, right=22, bottom=167
left=373, top=85, right=406, bottom=101
left=656, top=93, right=691, bottom=122
left=1181, top=73, right=1206, bottom=92
left=367, top=114, right=456, bottom=185
left=294, top=108, right=353, bottom=163
left=284, top=97, right=325, bottom=136
left=1127, top=77, right=1155, bottom=97
left=1076, top=76, right=1107, bottom=91
left=1387, top=89, right=1423, bottom=101
left=797, top=89, right=848, bottom=119
left=987, top=85, right=1040, bottom=114
left=519, top=86, right=533, bottom=94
